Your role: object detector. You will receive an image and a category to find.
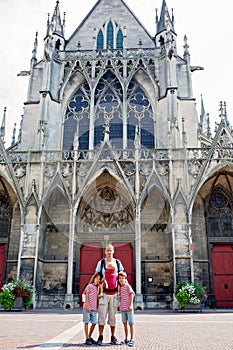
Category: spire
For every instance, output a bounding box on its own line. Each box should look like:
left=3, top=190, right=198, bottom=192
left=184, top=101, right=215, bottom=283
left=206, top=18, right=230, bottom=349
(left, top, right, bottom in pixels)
left=183, top=35, right=190, bottom=63
left=11, top=123, right=16, bottom=146
left=18, top=113, right=23, bottom=143
left=200, top=94, right=205, bottom=119
left=207, top=113, right=212, bottom=139
left=200, top=95, right=208, bottom=135
left=0, top=107, right=6, bottom=141
left=51, top=1, right=64, bottom=37
left=31, top=32, right=38, bottom=66
left=46, top=13, right=51, bottom=37
left=156, top=0, right=175, bottom=34
left=63, top=11, right=66, bottom=36
left=219, top=101, right=228, bottom=125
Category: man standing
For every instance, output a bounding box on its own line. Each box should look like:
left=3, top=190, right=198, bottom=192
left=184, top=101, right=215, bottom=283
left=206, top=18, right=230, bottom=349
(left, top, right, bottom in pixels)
left=96, top=244, right=124, bottom=345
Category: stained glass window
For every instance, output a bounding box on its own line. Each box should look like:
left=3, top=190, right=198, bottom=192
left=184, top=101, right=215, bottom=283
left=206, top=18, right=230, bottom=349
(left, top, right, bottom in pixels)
left=116, top=29, right=123, bottom=49
left=127, top=81, right=154, bottom=148
left=107, top=22, right=114, bottom=49
left=94, top=71, right=123, bottom=147
left=207, top=191, right=233, bottom=237
left=97, top=30, right=104, bottom=50
left=63, top=83, right=90, bottom=150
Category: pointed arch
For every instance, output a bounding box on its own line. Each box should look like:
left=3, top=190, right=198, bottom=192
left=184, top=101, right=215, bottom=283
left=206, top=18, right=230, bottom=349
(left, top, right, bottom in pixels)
left=191, top=166, right=233, bottom=306
left=97, top=29, right=104, bottom=50
left=107, top=21, right=114, bottom=49
left=77, top=170, right=134, bottom=232
left=63, top=81, right=91, bottom=150
left=207, top=187, right=233, bottom=238
left=140, top=185, right=172, bottom=297
left=116, top=28, right=123, bottom=49
left=127, top=76, right=154, bottom=148
left=94, top=70, right=123, bottom=148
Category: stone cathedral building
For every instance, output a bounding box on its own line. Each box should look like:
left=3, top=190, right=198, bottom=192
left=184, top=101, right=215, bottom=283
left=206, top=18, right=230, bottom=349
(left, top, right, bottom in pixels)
left=0, top=0, right=233, bottom=309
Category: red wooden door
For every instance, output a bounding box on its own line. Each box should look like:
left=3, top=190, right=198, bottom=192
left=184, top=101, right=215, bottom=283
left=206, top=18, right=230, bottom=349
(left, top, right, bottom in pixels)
left=0, top=246, right=5, bottom=290
left=79, top=243, right=134, bottom=303
left=211, top=245, right=233, bottom=308
left=79, top=244, right=103, bottom=303
left=114, top=243, right=134, bottom=288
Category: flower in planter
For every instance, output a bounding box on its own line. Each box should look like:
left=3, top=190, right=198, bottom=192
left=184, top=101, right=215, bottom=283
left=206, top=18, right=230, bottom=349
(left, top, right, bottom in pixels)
left=0, top=279, right=33, bottom=310
left=175, top=281, right=205, bottom=308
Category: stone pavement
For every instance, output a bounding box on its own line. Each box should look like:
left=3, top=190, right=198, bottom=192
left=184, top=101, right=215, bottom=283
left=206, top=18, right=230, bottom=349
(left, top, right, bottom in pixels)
left=0, top=309, right=233, bottom=350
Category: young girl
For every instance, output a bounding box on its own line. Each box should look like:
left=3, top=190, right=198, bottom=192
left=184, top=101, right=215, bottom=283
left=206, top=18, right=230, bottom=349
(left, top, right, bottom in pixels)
left=82, top=272, right=101, bottom=345
left=118, top=271, right=135, bottom=347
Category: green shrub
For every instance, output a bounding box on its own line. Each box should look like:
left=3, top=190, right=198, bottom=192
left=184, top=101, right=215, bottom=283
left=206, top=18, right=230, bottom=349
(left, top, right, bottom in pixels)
left=175, top=281, right=204, bottom=308
left=0, top=289, right=15, bottom=310
left=0, top=279, right=33, bottom=310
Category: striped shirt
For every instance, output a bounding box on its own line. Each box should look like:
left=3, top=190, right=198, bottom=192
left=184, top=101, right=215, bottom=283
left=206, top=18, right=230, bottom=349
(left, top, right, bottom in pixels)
left=83, top=283, right=98, bottom=311
left=119, top=283, right=135, bottom=311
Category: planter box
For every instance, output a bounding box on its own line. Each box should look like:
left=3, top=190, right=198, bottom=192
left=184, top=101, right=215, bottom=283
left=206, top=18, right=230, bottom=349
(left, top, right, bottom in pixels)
left=13, top=297, right=25, bottom=310
left=181, top=303, right=202, bottom=312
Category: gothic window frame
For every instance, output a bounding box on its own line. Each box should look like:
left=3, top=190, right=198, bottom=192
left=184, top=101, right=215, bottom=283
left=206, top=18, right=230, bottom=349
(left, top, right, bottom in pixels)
left=63, top=82, right=91, bottom=151
left=207, top=188, right=233, bottom=238
left=116, top=28, right=123, bottom=49
left=127, top=78, right=155, bottom=149
left=94, top=70, right=123, bottom=148
left=96, top=21, right=124, bottom=50
left=97, top=29, right=104, bottom=50
left=107, top=21, right=114, bottom=49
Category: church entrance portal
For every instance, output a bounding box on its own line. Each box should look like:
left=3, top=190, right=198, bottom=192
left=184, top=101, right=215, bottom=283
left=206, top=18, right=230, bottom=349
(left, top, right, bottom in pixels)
left=79, top=243, right=133, bottom=304
left=211, top=245, right=233, bottom=308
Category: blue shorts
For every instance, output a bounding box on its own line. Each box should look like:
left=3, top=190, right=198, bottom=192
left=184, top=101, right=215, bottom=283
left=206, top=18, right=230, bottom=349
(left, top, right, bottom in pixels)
left=121, top=310, right=135, bottom=325
left=83, top=308, right=98, bottom=324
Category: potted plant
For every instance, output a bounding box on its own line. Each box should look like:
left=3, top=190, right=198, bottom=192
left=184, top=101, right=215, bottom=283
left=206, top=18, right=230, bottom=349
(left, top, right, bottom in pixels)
left=175, top=281, right=205, bottom=309
left=0, top=279, right=33, bottom=310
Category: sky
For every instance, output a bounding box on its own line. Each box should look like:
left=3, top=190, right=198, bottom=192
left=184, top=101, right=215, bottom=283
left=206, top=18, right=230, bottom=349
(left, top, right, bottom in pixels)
left=0, top=0, right=233, bottom=147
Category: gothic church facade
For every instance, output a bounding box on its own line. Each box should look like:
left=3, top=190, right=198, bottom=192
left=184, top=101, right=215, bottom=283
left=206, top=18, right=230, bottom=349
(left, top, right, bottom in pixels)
left=0, top=0, right=233, bottom=309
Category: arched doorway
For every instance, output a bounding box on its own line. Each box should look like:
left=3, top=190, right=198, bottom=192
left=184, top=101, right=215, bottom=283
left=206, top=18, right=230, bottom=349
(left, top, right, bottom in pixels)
left=76, top=171, right=135, bottom=303
left=207, top=189, right=233, bottom=307
left=79, top=243, right=133, bottom=304
left=192, top=169, right=233, bottom=308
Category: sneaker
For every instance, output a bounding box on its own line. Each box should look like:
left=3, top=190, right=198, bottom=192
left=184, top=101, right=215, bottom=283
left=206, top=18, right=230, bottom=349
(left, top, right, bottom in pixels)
left=97, top=335, right=103, bottom=346
left=111, top=336, right=119, bottom=345
left=89, top=337, right=97, bottom=344
left=85, top=338, right=92, bottom=345
left=128, top=340, right=135, bottom=347
left=120, top=339, right=130, bottom=345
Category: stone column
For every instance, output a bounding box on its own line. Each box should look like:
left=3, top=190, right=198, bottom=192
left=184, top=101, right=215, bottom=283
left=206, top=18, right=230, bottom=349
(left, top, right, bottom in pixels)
left=134, top=204, right=143, bottom=309
left=134, top=143, right=143, bottom=309
left=64, top=207, right=75, bottom=309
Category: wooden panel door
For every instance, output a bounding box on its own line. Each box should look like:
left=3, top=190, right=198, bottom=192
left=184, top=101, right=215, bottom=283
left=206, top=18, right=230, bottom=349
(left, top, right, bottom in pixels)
left=79, top=244, right=103, bottom=303
left=114, top=243, right=134, bottom=288
left=211, top=245, right=233, bottom=308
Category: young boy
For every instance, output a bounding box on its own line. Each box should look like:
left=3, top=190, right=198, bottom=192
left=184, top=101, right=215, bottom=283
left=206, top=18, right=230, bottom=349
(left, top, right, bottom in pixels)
left=118, top=271, right=135, bottom=347
left=82, top=272, right=101, bottom=345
